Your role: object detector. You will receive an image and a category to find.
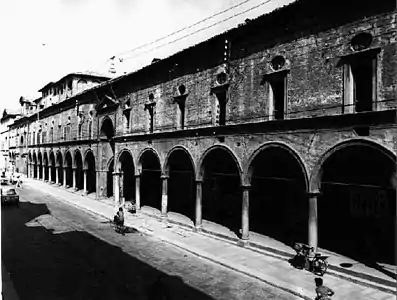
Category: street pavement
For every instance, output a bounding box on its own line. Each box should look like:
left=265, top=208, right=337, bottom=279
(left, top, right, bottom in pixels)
left=2, top=184, right=301, bottom=300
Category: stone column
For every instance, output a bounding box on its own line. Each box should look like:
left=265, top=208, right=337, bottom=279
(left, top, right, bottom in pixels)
left=49, top=166, right=52, bottom=183
left=308, top=191, right=320, bottom=251
left=161, top=175, right=169, bottom=218
left=83, top=169, right=88, bottom=195
left=55, top=166, right=59, bottom=185
left=63, top=167, right=67, bottom=187
left=42, top=165, right=45, bottom=182
left=35, top=165, right=38, bottom=179
left=241, top=184, right=250, bottom=242
left=195, top=179, right=203, bottom=230
left=72, top=167, right=77, bottom=190
left=113, top=171, right=121, bottom=207
left=135, top=174, right=141, bottom=210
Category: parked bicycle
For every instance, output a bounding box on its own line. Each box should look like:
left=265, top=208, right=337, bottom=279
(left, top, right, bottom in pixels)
left=289, top=242, right=329, bottom=276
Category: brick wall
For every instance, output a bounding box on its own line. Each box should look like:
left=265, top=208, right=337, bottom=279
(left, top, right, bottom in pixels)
left=111, top=11, right=395, bottom=136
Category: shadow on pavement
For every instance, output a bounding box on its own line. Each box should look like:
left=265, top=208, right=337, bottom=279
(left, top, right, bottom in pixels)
left=2, top=201, right=216, bottom=300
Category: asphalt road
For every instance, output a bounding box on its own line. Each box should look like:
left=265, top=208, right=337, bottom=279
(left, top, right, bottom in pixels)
left=2, top=185, right=299, bottom=300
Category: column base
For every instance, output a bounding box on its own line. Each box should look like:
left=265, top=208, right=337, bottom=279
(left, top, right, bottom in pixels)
left=237, top=238, right=249, bottom=247
left=193, top=226, right=202, bottom=233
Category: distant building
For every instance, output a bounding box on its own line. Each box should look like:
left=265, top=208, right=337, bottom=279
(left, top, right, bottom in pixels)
left=0, top=109, right=21, bottom=172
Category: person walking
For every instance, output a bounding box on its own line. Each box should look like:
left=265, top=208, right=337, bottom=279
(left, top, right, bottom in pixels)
left=314, top=278, right=334, bottom=300
left=113, top=207, right=125, bottom=235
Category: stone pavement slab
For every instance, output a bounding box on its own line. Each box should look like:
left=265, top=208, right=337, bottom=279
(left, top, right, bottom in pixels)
left=24, top=179, right=397, bottom=300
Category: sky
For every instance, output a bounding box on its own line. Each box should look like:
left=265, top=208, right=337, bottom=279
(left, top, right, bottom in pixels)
left=0, top=0, right=295, bottom=112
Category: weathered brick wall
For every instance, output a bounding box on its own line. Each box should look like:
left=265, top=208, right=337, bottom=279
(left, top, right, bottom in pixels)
left=113, top=11, right=395, bottom=136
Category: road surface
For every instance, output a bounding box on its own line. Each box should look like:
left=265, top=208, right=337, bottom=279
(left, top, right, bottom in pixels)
left=2, top=185, right=299, bottom=300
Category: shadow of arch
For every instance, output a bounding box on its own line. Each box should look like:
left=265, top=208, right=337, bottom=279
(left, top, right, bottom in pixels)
left=74, top=150, right=84, bottom=191
left=49, top=151, right=56, bottom=183
left=198, top=145, right=242, bottom=238
left=314, top=139, right=396, bottom=266
left=138, top=148, right=162, bottom=213
left=56, top=151, right=63, bottom=185
left=117, top=149, right=135, bottom=204
left=84, top=150, right=96, bottom=195
left=64, top=151, right=73, bottom=188
left=164, top=146, right=196, bottom=224
left=246, top=142, right=309, bottom=247
left=43, top=152, right=49, bottom=181
left=107, top=157, right=114, bottom=198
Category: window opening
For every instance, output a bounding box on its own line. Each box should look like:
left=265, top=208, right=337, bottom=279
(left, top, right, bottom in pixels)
left=268, top=72, right=287, bottom=120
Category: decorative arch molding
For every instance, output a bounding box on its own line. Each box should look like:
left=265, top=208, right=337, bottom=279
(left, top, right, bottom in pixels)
left=83, top=148, right=96, bottom=170
left=49, top=151, right=56, bottom=165
left=32, top=151, right=37, bottom=164
left=163, top=145, right=197, bottom=177
left=116, top=148, right=135, bottom=172
left=56, top=150, right=63, bottom=167
left=243, top=141, right=309, bottom=188
left=107, top=156, right=115, bottom=170
left=309, top=138, right=396, bottom=193
left=43, top=151, right=49, bottom=166
left=73, top=149, right=83, bottom=169
left=99, top=116, right=115, bottom=139
left=197, top=144, right=243, bottom=183
left=137, top=147, right=162, bottom=174
left=63, top=150, right=73, bottom=168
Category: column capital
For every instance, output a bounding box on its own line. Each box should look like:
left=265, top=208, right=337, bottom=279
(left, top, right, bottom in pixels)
left=307, top=191, right=321, bottom=197
left=113, top=171, right=122, bottom=176
left=134, top=174, right=141, bottom=178
left=241, top=184, right=251, bottom=190
left=160, top=175, right=169, bottom=180
left=72, top=167, right=77, bottom=170
left=195, top=179, right=204, bottom=184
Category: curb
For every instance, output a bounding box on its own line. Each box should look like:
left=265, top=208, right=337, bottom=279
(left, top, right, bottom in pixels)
left=24, top=179, right=396, bottom=297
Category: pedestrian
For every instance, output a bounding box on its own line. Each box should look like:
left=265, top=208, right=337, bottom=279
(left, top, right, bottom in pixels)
left=314, top=277, right=334, bottom=300
left=16, top=176, right=23, bottom=189
left=113, top=207, right=125, bottom=235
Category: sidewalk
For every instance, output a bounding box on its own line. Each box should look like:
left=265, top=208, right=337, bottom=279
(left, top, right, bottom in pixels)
left=23, top=179, right=396, bottom=300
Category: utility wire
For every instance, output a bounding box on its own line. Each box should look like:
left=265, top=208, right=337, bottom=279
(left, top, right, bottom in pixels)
left=91, top=0, right=277, bottom=74
left=121, top=0, right=274, bottom=62
left=114, top=0, right=256, bottom=58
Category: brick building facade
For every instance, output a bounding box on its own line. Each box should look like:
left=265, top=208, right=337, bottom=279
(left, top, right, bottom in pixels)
left=15, top=0, right=397, bottom=265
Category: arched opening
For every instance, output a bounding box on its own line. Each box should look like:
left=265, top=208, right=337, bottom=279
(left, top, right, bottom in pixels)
left=118, top=151, right=135, bottom=203
left=33, top=153, right=37, bottom=178
left=75, top=150, right=84, bottom=190
left=201, top=148, right=242, bottom=237
left=43, top=152, right=49, bottom=181
left=140, top=150, right=161, bottom=212
left=38, top=152, right=43, bottom=179
left=166, top=148, right=196, bottom=222
left=65, top=152, right=73, bottom=187
left=56, top=152, right=63, bottom=185
left=84, top=151, right=96, bottom=194
left=107, top=158, right=114, bottom=198
left=248, top=146, right=308, bottom=246
left=100, top=117, right=115, bottom=155
left=100, top=117, right=114, bottom=140
left=319, top=143, right=396, bottom=265
left=49, top=152, right=56, bottom=183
